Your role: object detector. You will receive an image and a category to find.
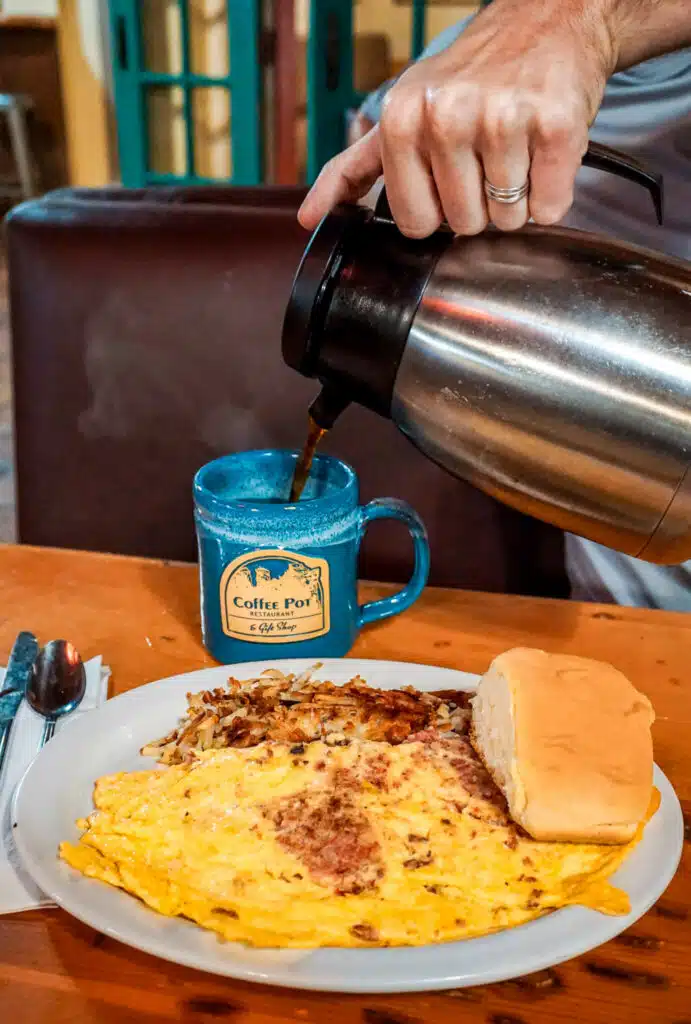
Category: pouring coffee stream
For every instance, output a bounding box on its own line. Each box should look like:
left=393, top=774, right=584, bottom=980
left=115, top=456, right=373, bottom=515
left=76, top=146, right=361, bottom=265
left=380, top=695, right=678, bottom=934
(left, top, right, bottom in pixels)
left=289, top=416, right=327, bottom=502
left=288, top=387, right=352, bottom=501
left=282, top=142, right=691, bottom=563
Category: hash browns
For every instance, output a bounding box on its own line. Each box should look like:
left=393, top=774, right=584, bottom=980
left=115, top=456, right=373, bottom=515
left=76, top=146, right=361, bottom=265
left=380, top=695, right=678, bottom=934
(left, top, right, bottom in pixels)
left=141, top=665, right=471, bottom=765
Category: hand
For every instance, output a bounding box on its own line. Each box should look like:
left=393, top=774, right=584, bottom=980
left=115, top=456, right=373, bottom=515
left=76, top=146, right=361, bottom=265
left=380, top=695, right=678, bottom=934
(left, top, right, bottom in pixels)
left=299, top=0, right=617, bottom=238
left=347, top=111, right=376, bottom=146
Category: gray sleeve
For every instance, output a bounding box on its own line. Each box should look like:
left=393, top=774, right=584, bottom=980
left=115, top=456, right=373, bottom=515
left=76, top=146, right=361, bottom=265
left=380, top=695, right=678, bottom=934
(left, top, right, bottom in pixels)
left=357, top=16, right=475, bottom=124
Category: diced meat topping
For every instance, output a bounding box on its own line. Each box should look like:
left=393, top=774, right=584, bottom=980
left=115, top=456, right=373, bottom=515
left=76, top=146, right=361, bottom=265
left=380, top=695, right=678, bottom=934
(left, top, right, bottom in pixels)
left=359, top=750, right=391, bottom=791
left=267, top=773, right=383, bottom=895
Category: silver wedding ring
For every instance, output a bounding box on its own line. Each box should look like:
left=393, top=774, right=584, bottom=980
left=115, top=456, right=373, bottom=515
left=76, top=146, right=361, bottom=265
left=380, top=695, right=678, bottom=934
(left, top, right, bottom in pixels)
left=484, top=179, right=530, bottom=204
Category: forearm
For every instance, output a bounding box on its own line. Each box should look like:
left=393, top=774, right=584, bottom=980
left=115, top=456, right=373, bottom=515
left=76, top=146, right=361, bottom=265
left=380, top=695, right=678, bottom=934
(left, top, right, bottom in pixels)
left=356, top=0, right=691, bottom=125
left=608, top=0, right=691, bottom=68
left=484, top=0, right=691, bottom=73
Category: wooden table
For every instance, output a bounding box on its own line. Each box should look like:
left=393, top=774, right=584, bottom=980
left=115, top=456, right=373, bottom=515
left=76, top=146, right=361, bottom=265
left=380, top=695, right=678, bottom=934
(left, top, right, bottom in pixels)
left=0, top=545, right=689, bottom=1024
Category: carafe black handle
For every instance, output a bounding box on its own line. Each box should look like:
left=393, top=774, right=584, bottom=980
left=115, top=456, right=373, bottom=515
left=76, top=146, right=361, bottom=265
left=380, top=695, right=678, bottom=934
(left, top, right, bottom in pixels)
left=374, top=140, right=664, bottom=225
left=582, top=141, right=663, bottom=224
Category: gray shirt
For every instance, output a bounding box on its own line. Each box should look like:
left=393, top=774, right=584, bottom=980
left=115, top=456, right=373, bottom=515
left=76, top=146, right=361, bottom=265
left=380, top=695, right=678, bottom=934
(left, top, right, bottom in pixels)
left=359, top=18, right=691, bottom=610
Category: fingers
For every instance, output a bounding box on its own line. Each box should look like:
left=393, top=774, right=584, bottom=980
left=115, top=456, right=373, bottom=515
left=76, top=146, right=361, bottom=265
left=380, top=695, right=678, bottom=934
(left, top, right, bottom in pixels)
left=298, top=128, right=383, bottom=230
left=425, top=93, right=583, bottom=234
left=298, top=87, right=588, bottom=237
left=429, top=147, right=486, bottom=235
left=529, top=109, right=588, bottom=225
left=425, top=89, right=487, bottom=235
left=480, top=97, right=531, bottom=231
left=379, top=90, right=443, bottom=238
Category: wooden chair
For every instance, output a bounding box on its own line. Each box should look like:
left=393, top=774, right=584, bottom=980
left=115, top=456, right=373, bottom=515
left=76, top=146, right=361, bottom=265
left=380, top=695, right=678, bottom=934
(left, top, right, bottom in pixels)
left=0, top=93, right=36, bottom=199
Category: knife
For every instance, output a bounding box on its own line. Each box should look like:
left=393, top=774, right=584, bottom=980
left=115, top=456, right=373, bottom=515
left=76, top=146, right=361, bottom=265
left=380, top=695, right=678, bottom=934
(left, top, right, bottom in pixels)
left=0, top=631, right=39, bottom=779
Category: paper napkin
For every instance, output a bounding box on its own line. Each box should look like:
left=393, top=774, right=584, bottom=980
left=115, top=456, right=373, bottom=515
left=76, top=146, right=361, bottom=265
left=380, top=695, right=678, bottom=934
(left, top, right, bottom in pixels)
left=0, top=656, right=110, bottom=914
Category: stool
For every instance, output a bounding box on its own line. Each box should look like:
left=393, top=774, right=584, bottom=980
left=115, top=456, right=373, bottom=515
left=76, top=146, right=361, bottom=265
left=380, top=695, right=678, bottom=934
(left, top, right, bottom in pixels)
left=0, top=94, right=36, bottom=200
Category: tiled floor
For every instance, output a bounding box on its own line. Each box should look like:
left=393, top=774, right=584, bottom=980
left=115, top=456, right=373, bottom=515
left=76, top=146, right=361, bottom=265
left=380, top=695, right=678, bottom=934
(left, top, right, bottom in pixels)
left=0, top=251, right=17, bottom=543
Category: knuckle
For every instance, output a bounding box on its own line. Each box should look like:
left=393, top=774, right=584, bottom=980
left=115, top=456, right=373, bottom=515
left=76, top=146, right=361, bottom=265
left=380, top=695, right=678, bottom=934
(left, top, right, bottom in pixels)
left=534, top=103, right=581, bottom=147
left=391, top=203, right=440, bottom=237
left=447, top=207, right=488, bottom=237
left=530, top=193, right=573, bottom=225
left=455, top=217, right=488, bottom=237
left=424, top=90, right=454, bottom=143
left=482, top=96, right=524, bottom=147
left=531, top=208, right=561, bottom=226
left=490, top=207, right=528, bottom=232
left=396, top=217, right=442, bottom=239
left=390, top=201, right=442, bottom=236
left=425, top=85, right=476, bottom=144
left=380, top=90, right=419, bottom=146
left=535, top=210, right=564, bottom=227
left=321, top=155, right=341, bottom=178
left=381, top=111, right=416, bottom=148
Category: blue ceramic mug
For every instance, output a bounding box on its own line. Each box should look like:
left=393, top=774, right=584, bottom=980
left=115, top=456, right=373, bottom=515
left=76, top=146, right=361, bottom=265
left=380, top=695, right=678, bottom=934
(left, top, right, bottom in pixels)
left=194, top=450, right=430, bottom=664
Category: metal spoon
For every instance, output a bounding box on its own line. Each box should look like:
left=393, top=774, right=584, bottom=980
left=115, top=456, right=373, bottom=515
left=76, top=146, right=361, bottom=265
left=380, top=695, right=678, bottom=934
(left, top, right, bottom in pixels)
left=27, top=640, right=86, bottom=746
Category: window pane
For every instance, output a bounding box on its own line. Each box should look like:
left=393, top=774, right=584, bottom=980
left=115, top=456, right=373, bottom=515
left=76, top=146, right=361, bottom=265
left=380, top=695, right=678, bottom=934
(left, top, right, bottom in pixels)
left=141, top=0, right=183, bottom=74
left=146, top=86, right=187, bottom=175
left=189, top=0, right=230, bottom=77
left=192, top=87, right=232, bottom=179
left=357, top=1, right=479, bottom=72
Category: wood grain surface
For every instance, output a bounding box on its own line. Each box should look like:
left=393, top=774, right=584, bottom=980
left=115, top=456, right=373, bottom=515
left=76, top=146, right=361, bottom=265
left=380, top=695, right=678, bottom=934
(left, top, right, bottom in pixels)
left=0, top=544, right=688, bottom=1024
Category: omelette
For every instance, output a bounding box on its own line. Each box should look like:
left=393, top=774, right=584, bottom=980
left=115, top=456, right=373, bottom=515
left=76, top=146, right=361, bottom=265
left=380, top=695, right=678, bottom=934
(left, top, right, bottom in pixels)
left=59, top=731, right=655, bottom=948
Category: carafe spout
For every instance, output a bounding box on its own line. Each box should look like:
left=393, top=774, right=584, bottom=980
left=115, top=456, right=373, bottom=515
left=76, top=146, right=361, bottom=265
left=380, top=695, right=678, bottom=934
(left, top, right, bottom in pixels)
left=309, top=384, right=352, bottom=430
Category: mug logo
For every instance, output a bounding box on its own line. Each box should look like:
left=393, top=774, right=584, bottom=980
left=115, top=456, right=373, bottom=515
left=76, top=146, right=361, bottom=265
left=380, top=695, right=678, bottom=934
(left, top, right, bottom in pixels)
left=219, top=550, right=330, bottom=643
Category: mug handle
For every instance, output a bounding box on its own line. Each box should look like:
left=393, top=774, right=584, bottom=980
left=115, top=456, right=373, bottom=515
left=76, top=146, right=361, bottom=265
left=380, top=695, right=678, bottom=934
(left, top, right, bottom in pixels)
left=357, top=499, right=430, bottom=627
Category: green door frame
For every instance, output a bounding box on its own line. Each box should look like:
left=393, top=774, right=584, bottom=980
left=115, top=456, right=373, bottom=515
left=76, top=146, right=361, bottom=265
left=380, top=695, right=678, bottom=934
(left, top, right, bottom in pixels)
left=108, top=0, right=263, bottom=187
left=411, top=0, right=427, bottom=58
left=306, top=0, right=354, bottom=184
left=306, top=0, right=431, bottom=183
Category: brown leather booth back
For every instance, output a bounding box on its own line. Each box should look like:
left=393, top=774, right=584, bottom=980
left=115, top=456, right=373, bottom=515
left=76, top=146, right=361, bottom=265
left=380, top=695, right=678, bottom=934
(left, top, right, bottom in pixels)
left=6, top=187, right=567, bottom=595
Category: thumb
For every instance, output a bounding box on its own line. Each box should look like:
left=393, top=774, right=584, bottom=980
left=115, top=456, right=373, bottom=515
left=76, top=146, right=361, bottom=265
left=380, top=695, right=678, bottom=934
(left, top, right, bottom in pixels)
left=298, top=127, right=383, bottom=229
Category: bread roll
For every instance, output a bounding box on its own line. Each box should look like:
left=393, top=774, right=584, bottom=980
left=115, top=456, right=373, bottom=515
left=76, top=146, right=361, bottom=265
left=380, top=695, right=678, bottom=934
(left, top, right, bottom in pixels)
left=470, top=648, right=655, bottom=844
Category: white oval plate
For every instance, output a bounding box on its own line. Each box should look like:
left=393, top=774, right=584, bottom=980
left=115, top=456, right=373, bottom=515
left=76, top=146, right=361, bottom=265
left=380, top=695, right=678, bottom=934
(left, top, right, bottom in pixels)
left=12, top=658, right=683, bottom=994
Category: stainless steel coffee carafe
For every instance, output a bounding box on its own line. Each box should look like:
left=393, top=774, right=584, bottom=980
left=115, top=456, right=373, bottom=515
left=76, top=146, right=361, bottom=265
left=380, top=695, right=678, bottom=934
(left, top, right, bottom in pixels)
left=282, top=143, right=691, bottom=564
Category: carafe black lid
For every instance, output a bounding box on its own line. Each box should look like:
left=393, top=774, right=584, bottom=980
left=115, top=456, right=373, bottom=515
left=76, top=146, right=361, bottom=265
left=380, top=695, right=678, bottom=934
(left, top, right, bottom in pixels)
left=282, top=203, right=364, bottom=378
left=282, top=196, right=453, bottom=424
